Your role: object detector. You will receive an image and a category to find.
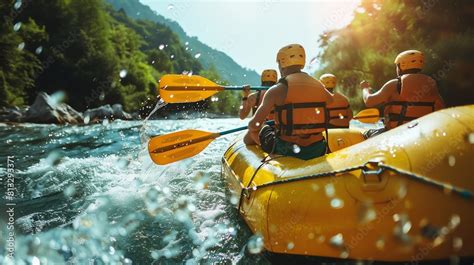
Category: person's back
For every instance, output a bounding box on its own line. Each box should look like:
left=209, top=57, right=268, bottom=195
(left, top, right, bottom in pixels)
left=360, top=50, right=445, bottom=137
left=319, top=73, right=353, bottom=128
left=275, top=72, right=330, bottom=147
left=384, top=73, right=443, bottom=129
left=244, top=44, right=333, bottom=160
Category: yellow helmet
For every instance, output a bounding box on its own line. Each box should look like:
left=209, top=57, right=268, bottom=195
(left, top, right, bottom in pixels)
left=394, top=50, right=424, bottom=71
left=261, top=69, right=278, bottom=83
left=276, top=44, right=306, bottom=69
left=319, top=73, right=337, bottom=89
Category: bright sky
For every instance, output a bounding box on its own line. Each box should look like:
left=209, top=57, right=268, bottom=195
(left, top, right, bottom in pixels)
left=140, top=0, right=361, bottom=74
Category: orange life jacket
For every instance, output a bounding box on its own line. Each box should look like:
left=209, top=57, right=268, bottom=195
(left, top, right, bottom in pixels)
left=274, top=72, right=329, bottom=146
left=327, top=92, right=351, bottom=128
left=252, top=90, right=274, bottom=120
left=384, top=74, right=439, bottom=129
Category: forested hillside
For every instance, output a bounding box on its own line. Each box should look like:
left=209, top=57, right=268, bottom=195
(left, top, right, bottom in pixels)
left=315, top=0, right=474, bottom=110
left=106, top=0, right=260, bottom=86
left=0, top=0, right=231, bottom=114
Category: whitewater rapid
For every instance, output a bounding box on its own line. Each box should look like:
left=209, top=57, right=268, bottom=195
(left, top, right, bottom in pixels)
left=0, top=118, right=268, bottom=264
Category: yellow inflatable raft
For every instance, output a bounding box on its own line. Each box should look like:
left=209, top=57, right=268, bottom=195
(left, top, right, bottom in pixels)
left=222, top=105, right=474, bottom=263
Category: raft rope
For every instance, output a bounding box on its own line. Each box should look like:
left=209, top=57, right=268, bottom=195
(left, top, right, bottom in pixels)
left=241, top=161, right=473, bottom=200
left=379, top=163, right=473, bottom=199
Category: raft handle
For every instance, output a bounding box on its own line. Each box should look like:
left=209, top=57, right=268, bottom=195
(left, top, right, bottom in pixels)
left=362, top=161, right=384, bottom=183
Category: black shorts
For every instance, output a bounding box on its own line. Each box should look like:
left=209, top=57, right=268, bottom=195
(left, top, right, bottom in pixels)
left=259, top=125, right=275, bottom=154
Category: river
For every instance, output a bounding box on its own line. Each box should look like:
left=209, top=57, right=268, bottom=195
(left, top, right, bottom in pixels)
left=0, top=118, right=270, bottom=264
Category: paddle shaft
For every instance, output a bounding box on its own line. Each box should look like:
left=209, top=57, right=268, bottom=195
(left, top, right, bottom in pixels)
left=161, top=85, right=269, bottom=91
left=223, top=86, right=269, bottom=91
left=151, top=122, right=274, bottom=154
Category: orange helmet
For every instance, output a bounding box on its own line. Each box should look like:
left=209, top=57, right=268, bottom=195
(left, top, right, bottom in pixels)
left=319, top=73, right=337, bottom=89
left=261, top=69, right=278, bottom=83
left=276, top=44, right=306, bottom=69
left=394, top=50, right=424, bottom=71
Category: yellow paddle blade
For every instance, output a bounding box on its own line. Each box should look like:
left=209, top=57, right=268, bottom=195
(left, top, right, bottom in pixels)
left=159, top=74, right=224, bottom=103
left=354, top=108, right=380, bottom=123
left=148, top=129, right=219, bottom=165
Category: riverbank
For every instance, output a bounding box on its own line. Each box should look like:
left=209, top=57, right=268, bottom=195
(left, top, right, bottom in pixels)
left=0, top=92, right=238, bottom=125
left=0, top=92, right=137, bottom=125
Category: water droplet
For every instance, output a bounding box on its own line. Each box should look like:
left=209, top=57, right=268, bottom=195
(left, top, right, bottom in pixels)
left=447, top=155, right=456, bottom=167
left=13, top=22, right=21, bottom=31
left=292, top=144, right=301, bottom=154
left=330, top=198, right=344, bottom=209
left=247, top=234, right=264, bottom=254
left=14, top=0, right=22, bottom=10
left=18, top=42, right=25, bottom=51
left=49, top=91, right=66, bottom=107
left=194, top=53, right=201, bottom=59
left=311, top=183, right=319, bottom=192
left=64, top=184, right=76, bottom=197
left=308, top=233, right=315, bottom=239
left=168, top=4, right=175, bottom=10
left=393, top=213, right=400, bottom=222
left=32, top=256, right=40, bottom=265
left=339, top=113, right=344, bottom=119
left=159, top=44, right=165, bottom=50
left=119, top=69, right=128, bottom=78
left=169, top=94, right=174, bottom=98
left=239, top=105, right=244, bottom=110
left=324, top=183, right=335, bottom=197
left=468, top=133, right=474, bottom=144
left=402, top=221, right=412, bottom=234
left=375, top=237, right=385, bottom=250
left=229, top=194, right=239, bottom=205
left=185, top=41, right=189, bottom=45
left=315, top=108, right=321, bottom=114
left=358, top=201, right=376, bottom=223
left=340, top=250, right=349, bottom=259
left=453, top=237, right=463, bottom=251
left=185, top=47, right=188, bottom=51
left=287, top=242, right=295, bottom=250
left=170, top=54, right=175, bottom=59
left=35, top=46, right=43, bottom=54
left=329, top=233, right=344, bottom=247
left=255, top=122, right=261, bottom=127
left=397, top=182, right=407, bottom=199
left=393, top=213, right=413, bottom=244
left=449, top=214, right=461, bottom=229
left=84, top=114, right=90, bottom=124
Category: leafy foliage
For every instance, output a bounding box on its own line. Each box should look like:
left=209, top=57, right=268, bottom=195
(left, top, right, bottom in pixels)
left=0, top=0, right=207, bottom=113
left=315, top=0, right=474, bottom=110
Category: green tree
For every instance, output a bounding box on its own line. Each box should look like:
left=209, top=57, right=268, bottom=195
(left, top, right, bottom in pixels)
left=316, top=0, right=474, bottom=110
